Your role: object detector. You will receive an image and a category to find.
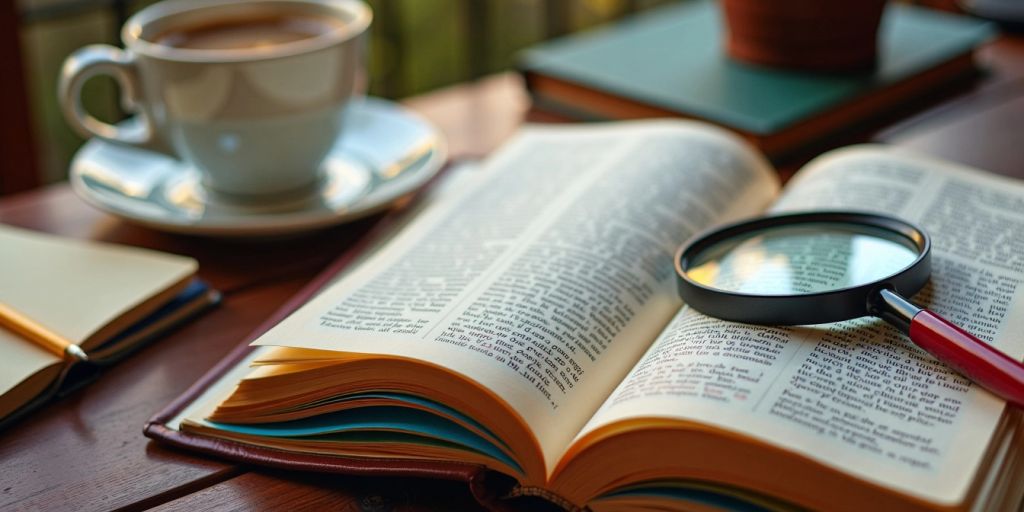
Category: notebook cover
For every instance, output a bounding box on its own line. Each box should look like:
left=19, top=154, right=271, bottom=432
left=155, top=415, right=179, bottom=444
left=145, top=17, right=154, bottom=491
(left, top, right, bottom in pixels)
left=143, top=169, right=533, bottom=512
left=519, top=1, right=994, bottom=134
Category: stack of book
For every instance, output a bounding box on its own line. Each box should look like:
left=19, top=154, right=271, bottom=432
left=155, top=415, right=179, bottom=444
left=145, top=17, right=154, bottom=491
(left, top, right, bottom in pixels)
left=519, top=1, right=993, bottom=160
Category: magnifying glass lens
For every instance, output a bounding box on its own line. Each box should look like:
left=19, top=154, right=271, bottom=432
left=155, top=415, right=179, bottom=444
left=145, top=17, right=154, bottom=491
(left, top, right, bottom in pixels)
left=685, top=223, right=921, bottom=296
left=676, top=211, right=1024, bottom=408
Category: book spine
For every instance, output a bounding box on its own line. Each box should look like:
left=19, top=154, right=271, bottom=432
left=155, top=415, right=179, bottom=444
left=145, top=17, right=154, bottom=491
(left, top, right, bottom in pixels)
left=502, top=485, right=589, bottom=512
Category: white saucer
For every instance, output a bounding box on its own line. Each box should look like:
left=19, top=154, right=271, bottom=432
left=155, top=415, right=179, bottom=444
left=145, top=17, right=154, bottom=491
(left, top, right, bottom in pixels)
left=69, top=97, right=446, bottom=237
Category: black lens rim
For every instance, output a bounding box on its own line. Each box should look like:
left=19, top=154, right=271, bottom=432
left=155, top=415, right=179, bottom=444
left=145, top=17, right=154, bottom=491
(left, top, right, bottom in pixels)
left=674, top=211, right=931, bottom=325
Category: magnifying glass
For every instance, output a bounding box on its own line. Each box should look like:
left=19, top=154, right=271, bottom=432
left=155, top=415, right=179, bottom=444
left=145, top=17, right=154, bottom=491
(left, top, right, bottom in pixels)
left=675, top=211, right=1024, bottom=407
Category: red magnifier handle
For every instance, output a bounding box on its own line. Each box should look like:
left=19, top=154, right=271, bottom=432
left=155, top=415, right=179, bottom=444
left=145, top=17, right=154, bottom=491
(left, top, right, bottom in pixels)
left=909, top=310, right=1024, bottom=408
left=873, top=288, right=1024, bottom=408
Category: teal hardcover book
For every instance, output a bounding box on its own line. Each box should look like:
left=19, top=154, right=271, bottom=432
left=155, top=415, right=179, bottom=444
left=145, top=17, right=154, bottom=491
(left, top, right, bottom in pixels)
left=520, top=1, right=994, bottom=158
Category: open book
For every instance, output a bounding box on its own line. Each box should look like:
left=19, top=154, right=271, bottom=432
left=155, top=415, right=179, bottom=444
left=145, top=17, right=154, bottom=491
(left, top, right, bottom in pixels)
left=158, top=121, right=1024, bottom=511
left=0, top=226, right=219, bottom=428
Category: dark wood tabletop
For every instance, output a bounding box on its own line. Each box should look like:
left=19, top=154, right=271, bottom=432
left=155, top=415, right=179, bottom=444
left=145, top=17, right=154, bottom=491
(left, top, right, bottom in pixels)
left=1, top=36, right=1023, bottom=512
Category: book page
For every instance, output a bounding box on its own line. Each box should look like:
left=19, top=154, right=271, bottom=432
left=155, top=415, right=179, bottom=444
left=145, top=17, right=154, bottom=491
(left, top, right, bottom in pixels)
left=173, top=162, right=488, bottom=432
left=579, top=146, right=1024, bottom=504
left=0, top=328, right=62, bottom=418
left=249, top=121, right=779, bottom=472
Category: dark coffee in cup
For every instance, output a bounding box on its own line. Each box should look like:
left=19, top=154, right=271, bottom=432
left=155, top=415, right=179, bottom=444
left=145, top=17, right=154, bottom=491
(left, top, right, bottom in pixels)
left=153, top=14, right=346, bottom=51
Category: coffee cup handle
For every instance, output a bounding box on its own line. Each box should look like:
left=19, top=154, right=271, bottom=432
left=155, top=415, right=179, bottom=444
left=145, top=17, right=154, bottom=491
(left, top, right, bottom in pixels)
left=59, top=45, right=157, bottom=149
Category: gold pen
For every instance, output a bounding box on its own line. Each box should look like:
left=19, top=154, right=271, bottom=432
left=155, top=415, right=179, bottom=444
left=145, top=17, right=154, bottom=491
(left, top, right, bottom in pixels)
left=0, top=302, right=88, bottom=362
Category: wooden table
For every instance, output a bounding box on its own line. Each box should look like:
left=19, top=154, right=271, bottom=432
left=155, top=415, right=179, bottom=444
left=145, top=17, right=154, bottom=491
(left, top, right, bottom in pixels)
left=2, top=36, right=1023, bottom=512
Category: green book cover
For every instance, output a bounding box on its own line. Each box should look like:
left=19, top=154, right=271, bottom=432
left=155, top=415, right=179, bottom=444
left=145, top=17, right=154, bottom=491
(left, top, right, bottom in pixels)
left=520, top=1, right=994, bottom=135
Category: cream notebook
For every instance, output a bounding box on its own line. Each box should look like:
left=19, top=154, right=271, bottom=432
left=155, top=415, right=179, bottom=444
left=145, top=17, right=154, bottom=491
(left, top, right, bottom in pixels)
left=0, top=224, right=209, bottom=423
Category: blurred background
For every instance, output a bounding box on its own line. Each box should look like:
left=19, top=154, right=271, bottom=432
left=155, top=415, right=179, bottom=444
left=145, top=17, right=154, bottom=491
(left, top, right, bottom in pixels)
left=12, top=0, right=681, bottom=189
left=7, top=0, right=959, bottom=192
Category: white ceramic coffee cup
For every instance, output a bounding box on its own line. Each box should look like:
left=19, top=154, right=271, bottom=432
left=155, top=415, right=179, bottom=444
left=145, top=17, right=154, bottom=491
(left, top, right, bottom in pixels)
left=59, top=0, right=371, bottom=198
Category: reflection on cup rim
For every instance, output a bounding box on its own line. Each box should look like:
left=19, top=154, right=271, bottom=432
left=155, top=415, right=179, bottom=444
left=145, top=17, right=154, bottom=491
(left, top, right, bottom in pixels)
left=122, top=0, right=372, bottom=64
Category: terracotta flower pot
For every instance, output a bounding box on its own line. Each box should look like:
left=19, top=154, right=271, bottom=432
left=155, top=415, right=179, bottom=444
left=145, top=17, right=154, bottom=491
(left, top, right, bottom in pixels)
left=722, top=0, right=888, bottom=73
